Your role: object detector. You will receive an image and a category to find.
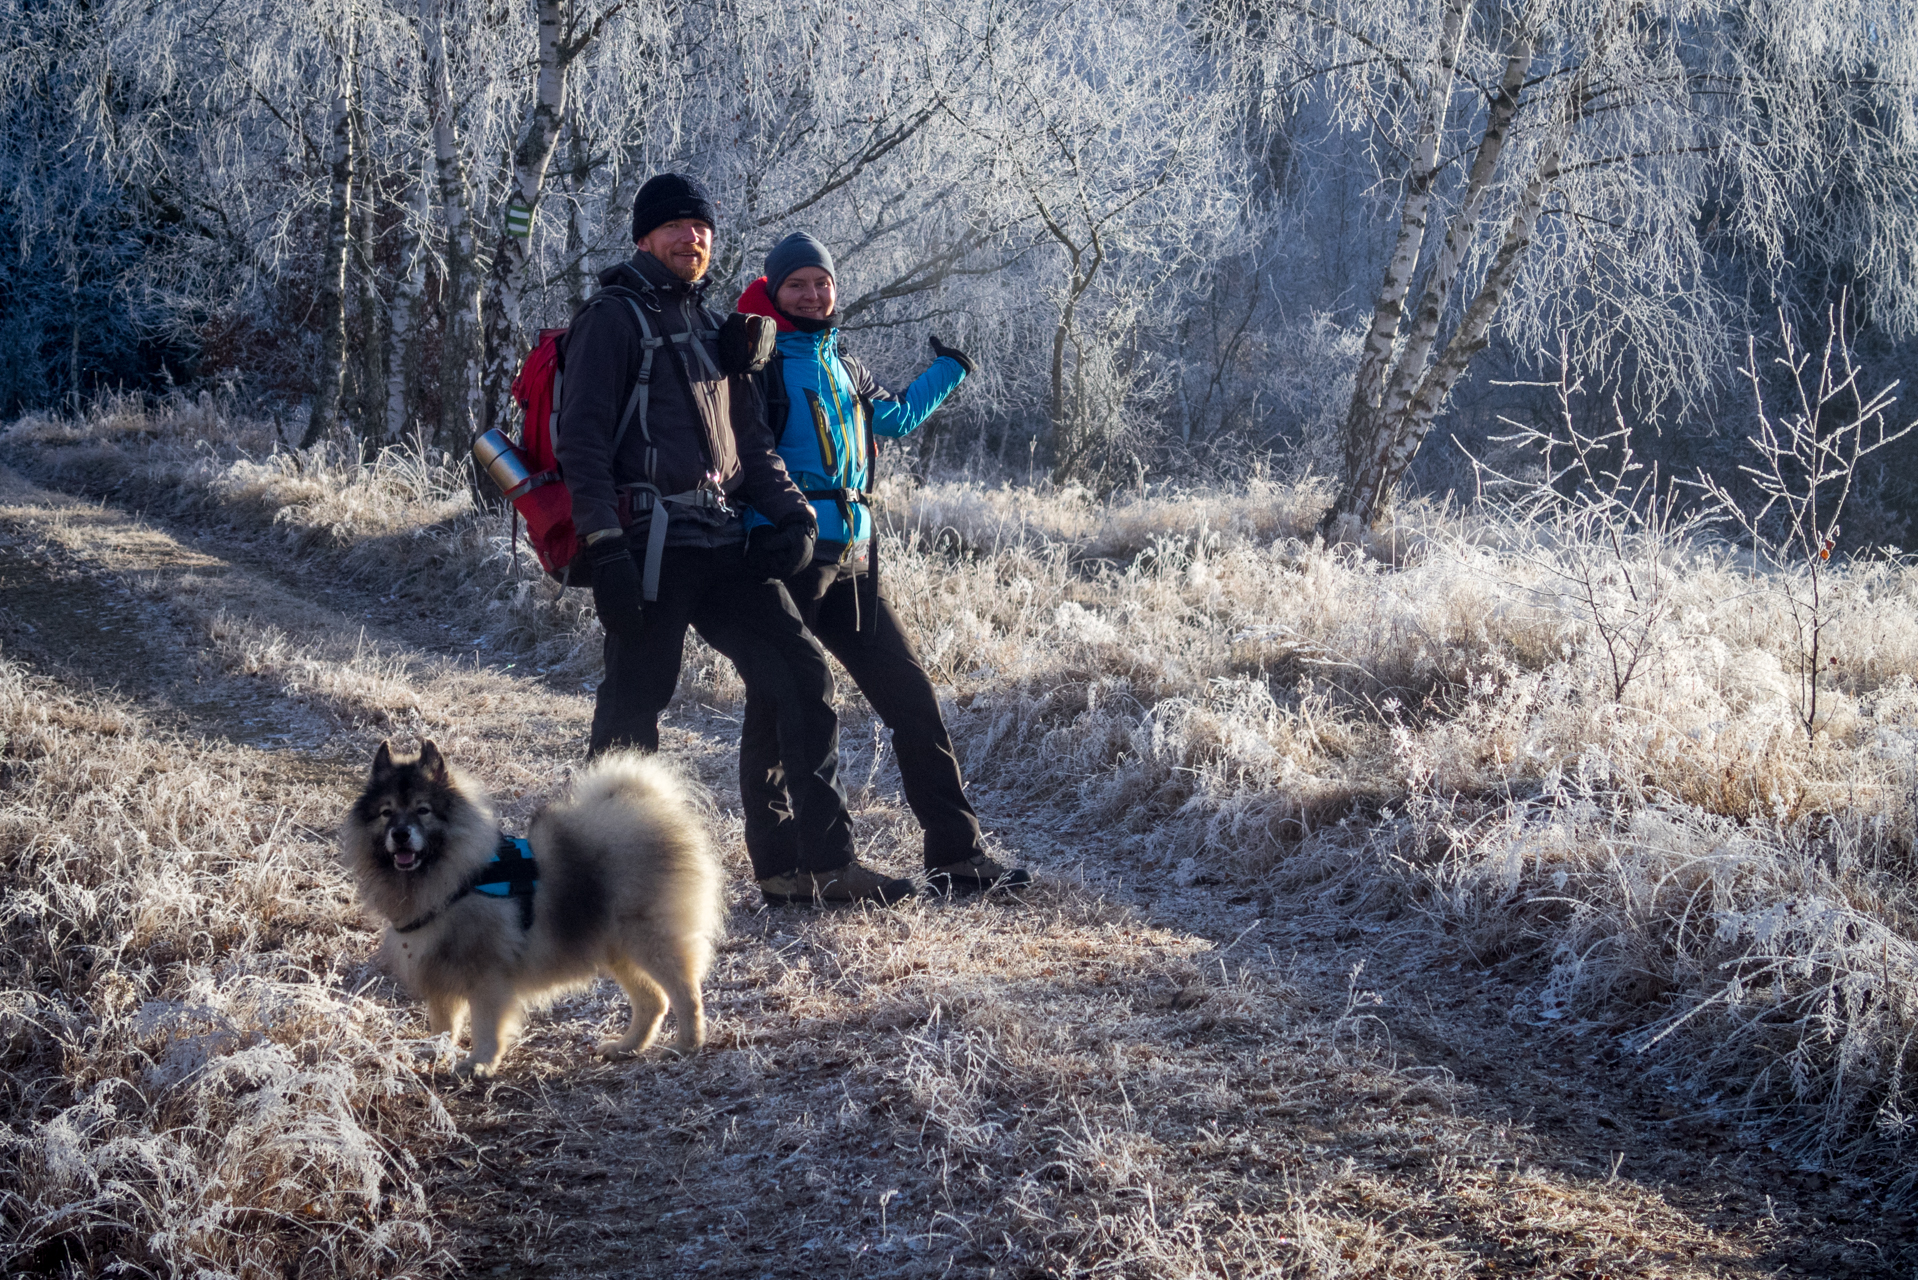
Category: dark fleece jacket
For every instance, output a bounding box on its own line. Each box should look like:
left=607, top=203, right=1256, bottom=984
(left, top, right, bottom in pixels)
left=555, top=252, right=812, bottom=543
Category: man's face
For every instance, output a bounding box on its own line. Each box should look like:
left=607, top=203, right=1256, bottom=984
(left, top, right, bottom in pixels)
left=637, top=218, right=714, bottom=282
left=775, top=266, right=836, bottom=320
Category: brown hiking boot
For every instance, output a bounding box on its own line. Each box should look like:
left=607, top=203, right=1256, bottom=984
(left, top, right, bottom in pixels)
left=758, top=861, right=916, bottom=907
left=925, top=854, right=1032, bottom=896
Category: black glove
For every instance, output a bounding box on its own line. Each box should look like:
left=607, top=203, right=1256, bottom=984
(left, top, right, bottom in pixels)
left=717, top=312, right=777, bottom=375
left=744, top=514, right=816, bottom=581
left=929, top=334, right=976, bottom=376
left=588, top=534, right=645, bottom=635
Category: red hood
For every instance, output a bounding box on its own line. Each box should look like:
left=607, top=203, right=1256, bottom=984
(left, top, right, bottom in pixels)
left=735, top=277, right=794, bottom=332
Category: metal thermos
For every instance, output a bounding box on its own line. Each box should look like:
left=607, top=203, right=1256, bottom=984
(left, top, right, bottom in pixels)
left=473, top=428, right=536, bottom=499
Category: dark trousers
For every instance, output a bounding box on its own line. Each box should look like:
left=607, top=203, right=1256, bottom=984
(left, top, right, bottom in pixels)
left=589, top=544, right=855, bottom=874
left=740, top=562, right=984, bottom=877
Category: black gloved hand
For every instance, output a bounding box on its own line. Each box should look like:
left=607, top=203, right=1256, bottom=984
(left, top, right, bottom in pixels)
left=929, top=334, right=976, bottom=375
left=717, top=312, right=777, bottom=375
left=588, top=534, right=645, bottom=635
left=744, top=514, right=817, bottom=582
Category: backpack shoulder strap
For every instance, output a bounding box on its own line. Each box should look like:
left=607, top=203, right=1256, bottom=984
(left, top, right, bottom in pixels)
left=837, top=351, right=890, bottom=402
left=837, top=350, right=865, bottom=388
left=580, top=285, right=667, bottom=479
left=758, top=351, right=789, bottom=429
left=666, top=295, right=724, bottom=381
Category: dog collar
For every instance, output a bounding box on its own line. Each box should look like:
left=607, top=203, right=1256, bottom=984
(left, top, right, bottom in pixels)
left=393, top=884, right=473, bottom=934
left=391, top=835, right=538, bottom=934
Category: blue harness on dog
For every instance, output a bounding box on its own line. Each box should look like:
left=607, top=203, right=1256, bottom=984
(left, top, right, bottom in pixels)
left=473, top=835, right=540, bottom=930
left=393, top=834, right=540, bottom=934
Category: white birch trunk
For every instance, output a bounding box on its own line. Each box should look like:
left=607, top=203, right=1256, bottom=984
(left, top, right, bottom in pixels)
left=1334, top=0, right=1469, bottom=497
left=385, top=157, right=430, bottom=444
left=301, top=23, right=357, bottom=450
left=479, top=0, right=571, bottom=440
left=1378, top=36, right=1534, bottom=424
left=1409, top=131, right=1569, bottom=427
left=1335, top=34, right=1588, bottom=530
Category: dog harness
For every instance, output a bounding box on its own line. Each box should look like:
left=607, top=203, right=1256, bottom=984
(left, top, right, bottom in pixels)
left=393, top=835, right=540, bottom=934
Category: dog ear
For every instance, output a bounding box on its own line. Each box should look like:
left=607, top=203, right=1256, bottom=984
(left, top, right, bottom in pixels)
left=417, top=740, right=449, bottom=783
left=371, top=739, right=396, bottom=780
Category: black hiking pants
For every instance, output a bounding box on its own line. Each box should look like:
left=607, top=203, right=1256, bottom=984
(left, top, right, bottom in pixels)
left=739, top=561, right=984, bottom=879
left=589, top=544, right=855, bottom=874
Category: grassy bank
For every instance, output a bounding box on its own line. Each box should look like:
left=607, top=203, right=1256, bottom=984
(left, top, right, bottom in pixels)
left=0, top=657, right=454, bottom=1275
left=7, top=397, right=1917, bottom=1187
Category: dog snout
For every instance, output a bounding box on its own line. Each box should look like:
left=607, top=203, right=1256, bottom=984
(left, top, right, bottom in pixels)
left=384, top=823, right=425, bottom=855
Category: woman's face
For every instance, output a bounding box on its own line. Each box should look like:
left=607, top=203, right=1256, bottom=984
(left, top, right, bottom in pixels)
left=775, top=267, right=836, bottom=321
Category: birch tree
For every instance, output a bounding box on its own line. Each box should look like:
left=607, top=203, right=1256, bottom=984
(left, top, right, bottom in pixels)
left=476, top=0, right=615, bottom=440
left=301, top=19, right=359, bottom=448
left=1237, top=0, right=1918, bottom=531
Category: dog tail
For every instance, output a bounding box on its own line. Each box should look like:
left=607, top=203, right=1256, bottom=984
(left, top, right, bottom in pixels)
left=562, top=751, right=724, bottom=940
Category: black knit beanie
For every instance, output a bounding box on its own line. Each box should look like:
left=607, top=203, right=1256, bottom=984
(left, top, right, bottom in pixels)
left=631, top=173, right=718, bottom=243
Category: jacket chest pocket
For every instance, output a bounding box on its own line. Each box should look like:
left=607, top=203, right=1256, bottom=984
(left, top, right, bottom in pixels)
left=803, top=387, right=839, bottom=474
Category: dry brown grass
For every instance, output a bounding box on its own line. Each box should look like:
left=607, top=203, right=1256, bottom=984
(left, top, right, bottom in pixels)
left=4, top=398, right=1918, bottom=1275
left=0, top=659, right=455, bottom=1277
left=2, top=393, right=601, bottom=679
left=429, top=877, right=1777, bottom=1277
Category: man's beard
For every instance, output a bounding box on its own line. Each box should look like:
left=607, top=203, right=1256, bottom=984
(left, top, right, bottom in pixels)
left=667, top=247, right=711, bottom=282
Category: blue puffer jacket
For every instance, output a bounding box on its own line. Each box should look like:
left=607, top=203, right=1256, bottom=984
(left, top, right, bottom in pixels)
left=736, top=276, right=965, bottom=550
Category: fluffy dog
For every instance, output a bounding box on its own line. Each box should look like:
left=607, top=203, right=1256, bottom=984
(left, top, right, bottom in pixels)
left=340, top=740, right=723, bottom=1077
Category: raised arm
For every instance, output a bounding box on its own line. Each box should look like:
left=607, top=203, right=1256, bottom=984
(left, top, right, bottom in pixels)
left=851, top=341, right=970, bottom=440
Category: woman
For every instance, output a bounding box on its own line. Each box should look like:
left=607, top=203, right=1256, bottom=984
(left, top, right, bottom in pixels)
left=736, top=231, right=1029, bottom=904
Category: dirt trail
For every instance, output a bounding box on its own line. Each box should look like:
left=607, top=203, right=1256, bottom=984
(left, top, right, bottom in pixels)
left=1, top=461, right=1906, bottom=1279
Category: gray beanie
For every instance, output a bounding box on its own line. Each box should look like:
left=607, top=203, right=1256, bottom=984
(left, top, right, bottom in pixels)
left=765, top=232, right=835, bottom=295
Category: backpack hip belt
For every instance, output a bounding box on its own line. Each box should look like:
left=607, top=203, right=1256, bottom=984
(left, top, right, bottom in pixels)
left=801, top=486, right=869, bottom=564
left=616, top=482, right=734, bottom=602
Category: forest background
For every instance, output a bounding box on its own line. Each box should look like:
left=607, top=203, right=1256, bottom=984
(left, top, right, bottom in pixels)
left=8, top=0, right=1918, bottom=533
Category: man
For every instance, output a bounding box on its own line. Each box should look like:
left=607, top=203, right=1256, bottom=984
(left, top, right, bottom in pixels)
left=734, top=231, right=1031, bottom=895
left=556, top=175, right=913, bottom=906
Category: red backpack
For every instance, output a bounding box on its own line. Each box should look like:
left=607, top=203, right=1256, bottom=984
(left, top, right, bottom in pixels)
left=485, top=282, right=750, bottom=588
left=504, top=327, right=582, bottom=581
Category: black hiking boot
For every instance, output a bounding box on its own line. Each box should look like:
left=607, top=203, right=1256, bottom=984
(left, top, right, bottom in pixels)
left=758, top=861, right=917, bottom=907
left=925, top=854, right=1032, bottom=896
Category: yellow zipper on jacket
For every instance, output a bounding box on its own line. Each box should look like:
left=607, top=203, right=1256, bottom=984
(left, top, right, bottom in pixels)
left=803, top=388, right=838, bottom=474
left=818, top=347, right=858, bottom=486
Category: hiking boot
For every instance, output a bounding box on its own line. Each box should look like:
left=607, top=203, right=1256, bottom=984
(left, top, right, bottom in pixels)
left=758, top=861, right=916, bottom=907
left=925, top=854, right=1032, bottom=896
